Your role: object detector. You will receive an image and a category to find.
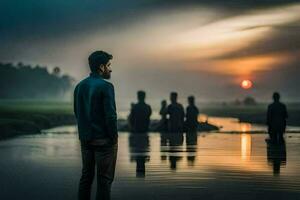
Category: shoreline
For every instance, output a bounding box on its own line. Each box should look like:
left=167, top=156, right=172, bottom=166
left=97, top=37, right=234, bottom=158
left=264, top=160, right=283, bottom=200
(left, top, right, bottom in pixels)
left=1, top=101, right=300, bottom=140
left=0, top=115, right=219, bottom=140
left=2, top=115, right=300, bottom=140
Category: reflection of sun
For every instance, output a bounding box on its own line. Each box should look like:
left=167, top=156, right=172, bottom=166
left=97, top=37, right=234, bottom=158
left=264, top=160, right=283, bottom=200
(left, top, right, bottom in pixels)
left=241, top=134, right=252, bottom=160
left=241, top=80, right=253, bottom=89
left=240, top=123, right=252, bottom=132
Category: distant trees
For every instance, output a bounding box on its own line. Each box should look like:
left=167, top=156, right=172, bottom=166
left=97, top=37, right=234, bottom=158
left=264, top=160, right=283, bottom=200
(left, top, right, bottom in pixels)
left=233, top=96, right=257, bottom=106
left=0, top=62, right=74, bottom=99
left=243, top=96, right=257, bottom=106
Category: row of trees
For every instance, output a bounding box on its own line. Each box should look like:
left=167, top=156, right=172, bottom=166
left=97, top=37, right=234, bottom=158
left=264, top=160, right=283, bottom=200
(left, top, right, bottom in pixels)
left=0, top=62, right=74, bottom=99
left=221, top=96, right=258, bottom=106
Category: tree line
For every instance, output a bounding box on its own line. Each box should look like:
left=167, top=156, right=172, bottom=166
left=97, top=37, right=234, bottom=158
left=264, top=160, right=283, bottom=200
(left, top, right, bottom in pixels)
left=0, top=62, right=74, bottom=99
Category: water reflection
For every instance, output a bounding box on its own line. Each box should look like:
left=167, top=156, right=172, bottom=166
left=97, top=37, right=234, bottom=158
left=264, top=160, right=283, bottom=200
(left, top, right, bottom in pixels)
left=267, top=140, right=287, bottom=176
left=2, top=128, right=300, bottom=200
left=160, top=132, right=184, bottom=170
left=128, top=131, right=290, bottom=176
left=199, top=114, right=265, bottom=132
left=186, top=131, right=198, bottom=166
left=241, top=124, right=252, bottom=132
left=241, top=134, right=252, bottom=160
left=128, top=133, right=150, bottom=177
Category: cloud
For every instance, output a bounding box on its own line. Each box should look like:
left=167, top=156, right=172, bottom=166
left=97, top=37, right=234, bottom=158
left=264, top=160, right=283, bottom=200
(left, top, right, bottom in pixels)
left=214, top=20, right=300, bottom=59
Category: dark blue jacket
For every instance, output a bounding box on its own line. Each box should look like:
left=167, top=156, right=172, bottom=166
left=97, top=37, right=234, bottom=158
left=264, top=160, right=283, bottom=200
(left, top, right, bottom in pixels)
left=74, top=73, right=118, bottom=143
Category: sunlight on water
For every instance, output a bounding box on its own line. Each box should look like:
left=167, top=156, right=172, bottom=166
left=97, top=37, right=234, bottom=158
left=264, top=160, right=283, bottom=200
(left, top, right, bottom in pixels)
left=1, top=123, right=300, bottom=199
left=199, top=114, right=265, bottom=132
left=241, top=134, right=252, bottom=160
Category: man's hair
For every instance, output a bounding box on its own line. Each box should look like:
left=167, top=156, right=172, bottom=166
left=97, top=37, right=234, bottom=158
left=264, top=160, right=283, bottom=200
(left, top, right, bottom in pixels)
left=170, top=92, right=178, bottom=97
left=188, top=96, right=195, bottom=104
left=137, top=90, right=146, bottom=101
left=88, top=51, right=113, bottom=72
left=273, top=92, right=280, bottom=101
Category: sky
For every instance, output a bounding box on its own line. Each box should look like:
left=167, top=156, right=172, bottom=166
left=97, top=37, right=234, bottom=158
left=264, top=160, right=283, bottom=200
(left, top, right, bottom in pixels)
left=1, top=0, right=300, bottom=106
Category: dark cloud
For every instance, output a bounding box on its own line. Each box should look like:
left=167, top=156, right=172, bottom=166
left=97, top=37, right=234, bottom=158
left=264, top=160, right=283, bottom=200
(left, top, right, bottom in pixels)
left=1, top=0, right=299, bottom=41
left=0, top=0, right=148, bottom=40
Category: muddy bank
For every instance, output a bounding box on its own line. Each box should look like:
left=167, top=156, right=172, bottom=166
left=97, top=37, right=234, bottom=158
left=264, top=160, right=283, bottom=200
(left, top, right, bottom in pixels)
left=0, top=113, right=76, bottom=139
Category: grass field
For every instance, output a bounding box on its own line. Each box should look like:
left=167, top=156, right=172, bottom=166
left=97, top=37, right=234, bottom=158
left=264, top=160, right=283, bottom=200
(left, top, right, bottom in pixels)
left=0, top=100, right=75, bottom=139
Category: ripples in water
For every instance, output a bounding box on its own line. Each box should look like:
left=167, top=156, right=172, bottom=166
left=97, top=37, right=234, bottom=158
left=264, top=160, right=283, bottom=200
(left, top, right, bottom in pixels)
left=0, top=128, right=300, bottom=200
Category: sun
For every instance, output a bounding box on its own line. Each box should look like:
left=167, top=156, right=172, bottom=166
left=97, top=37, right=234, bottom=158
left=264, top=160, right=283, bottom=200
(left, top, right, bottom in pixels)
left=241, top=80, right=253, bottom=89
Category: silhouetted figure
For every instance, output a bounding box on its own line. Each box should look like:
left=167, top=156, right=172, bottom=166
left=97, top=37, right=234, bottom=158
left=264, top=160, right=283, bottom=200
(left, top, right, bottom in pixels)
left=167, top=92, right=185, bottom=133
left=130, top=91, right=152, bottom=133
left=185, top=96, right=199, bottom=132
left=74, top=51, right=117, bottom=200
left=128, top=103, right=135, bottom=131
left=155, top=100, right=168, bottom=132
left=267, top=140, right=287, bottom=176
left=267, top=92, right=288, bottom=144
left=129, top=133, right=150, bottom=177
left=186, top=131, right=198, bottom=166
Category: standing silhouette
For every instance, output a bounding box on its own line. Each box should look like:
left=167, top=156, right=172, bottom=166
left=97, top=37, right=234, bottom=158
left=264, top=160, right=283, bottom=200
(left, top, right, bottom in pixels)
left=155, top=100, right=168, bottom=132
left=167, top=92, right=185, bottom=133
left=185, top=96, right=199, bottom=132
left=129, top=91, right=152, bottom=133
left=127, top=103, right=135, bottom=131
left=267, top=92, right=288, bottom=143
left=74, top=51, right=118, bottom=200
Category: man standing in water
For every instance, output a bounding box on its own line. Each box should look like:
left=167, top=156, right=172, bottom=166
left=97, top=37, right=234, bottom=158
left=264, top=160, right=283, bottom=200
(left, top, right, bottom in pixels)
left=167, top=92, right=185, bottom=133
left=129, top=91, right=152, bottom=133
left=185, top=96, right=199, bottom=132
left=267, top=92, right=288, bottom=144
left=74, top=51, right=118, bottom=200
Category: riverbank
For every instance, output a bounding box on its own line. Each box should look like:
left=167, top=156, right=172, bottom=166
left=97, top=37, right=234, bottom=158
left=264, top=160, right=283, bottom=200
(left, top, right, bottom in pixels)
left=0, top=101, right=219, bottom=140
left=0, top=101, right=75, bottom=139
left=2, top=101, right=299, bottom=139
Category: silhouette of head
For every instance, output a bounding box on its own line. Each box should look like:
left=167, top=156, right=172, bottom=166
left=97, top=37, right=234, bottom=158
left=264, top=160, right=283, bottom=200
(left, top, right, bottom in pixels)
left=88, top=51, right=113, bottom=79
left=161, top=100, right=167, bottom=107
left=137, top=91, right=146, bottom=102
left=273, top=92, right=280, bottom=102
left=188, top=96, right=195, bottom=105
left=170, top=92, right=178, bottom=104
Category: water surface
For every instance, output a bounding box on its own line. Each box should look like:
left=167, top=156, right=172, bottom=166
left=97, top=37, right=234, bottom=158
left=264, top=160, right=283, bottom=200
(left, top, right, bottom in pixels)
left=1, top=124, right=300, bottom=200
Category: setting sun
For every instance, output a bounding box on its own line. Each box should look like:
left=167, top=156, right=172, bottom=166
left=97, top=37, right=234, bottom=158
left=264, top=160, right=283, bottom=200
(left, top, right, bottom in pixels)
left=241, top=80, right=253, bottom=89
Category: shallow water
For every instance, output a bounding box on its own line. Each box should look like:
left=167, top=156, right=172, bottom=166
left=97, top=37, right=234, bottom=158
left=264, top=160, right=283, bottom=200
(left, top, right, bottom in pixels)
left=1, top=125, right=300, bottom=200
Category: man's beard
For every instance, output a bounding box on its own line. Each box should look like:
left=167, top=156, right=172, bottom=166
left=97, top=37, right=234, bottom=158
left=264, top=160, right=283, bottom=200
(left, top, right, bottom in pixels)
left=102, top=72, right=111, bottom=79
